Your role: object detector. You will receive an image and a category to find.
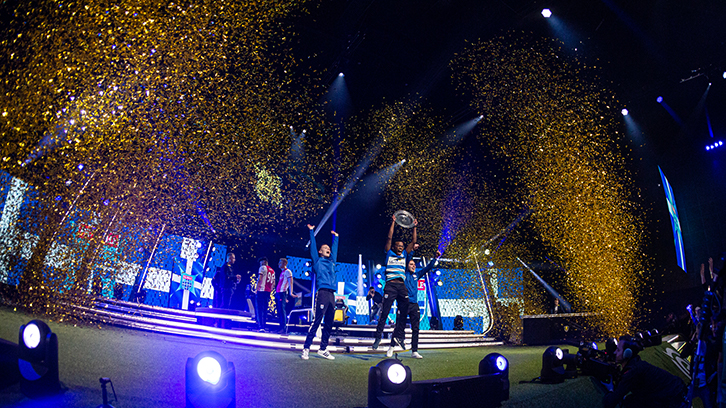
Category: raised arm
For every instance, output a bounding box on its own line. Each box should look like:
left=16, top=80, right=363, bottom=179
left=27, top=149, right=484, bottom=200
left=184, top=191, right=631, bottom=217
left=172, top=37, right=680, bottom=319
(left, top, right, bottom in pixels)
left=405, top=219, right=418, bottom=253
left=384, top=216, right=395, bottom=252
left=331, top=230, right=339, bottom=262
left=418, top=250, right=441, bottom=279
left=308, top=225, right=319, bottom=264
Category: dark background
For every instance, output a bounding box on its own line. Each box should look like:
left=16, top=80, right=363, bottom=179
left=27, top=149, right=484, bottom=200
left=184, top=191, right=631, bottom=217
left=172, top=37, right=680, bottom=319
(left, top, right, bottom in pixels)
left=221, top=0, right=726, bottom=318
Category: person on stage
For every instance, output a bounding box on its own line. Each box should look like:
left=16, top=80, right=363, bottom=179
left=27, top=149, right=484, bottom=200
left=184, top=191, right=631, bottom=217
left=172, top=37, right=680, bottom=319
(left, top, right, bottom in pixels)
left=366, top=286, right=383, bottom=324
left=389, top=248, right=441, bottom=358
left=372, top=215, right=417, bottom=350
left=301, top=224, right=338, bottom=360
left=550, top=298, right=563, bottom=314
left=255, top=257, right=276, bottom=332
left=275, top=257, right=299, bottom=334
left=213, top=252, right=236, bottom=309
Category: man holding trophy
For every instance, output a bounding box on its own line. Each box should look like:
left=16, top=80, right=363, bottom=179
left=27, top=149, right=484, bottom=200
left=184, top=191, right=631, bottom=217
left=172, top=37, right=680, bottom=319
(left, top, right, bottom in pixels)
left=372, top=211, right=417, bottom=351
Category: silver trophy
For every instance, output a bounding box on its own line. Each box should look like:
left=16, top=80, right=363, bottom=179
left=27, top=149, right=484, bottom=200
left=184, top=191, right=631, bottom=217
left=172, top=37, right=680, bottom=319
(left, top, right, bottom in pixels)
left=393, top=210, right=416, bottom=229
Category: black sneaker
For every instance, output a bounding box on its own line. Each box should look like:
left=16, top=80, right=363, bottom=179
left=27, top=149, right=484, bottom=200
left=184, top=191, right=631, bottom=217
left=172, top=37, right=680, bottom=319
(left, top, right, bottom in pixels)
left=372, top=337, right=381, bottom=350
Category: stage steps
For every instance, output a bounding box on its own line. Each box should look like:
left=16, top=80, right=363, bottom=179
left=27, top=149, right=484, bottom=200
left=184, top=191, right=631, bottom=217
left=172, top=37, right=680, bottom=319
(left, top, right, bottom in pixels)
left=72, top=298, right=503, bottom=353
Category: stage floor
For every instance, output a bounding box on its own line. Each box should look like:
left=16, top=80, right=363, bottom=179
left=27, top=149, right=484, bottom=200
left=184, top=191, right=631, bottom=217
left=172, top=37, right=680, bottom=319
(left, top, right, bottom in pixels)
left=0, top=306, right=613, bottom=408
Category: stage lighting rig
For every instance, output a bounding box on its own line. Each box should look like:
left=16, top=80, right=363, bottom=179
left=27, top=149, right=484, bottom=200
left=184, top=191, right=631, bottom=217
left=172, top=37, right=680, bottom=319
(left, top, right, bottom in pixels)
left=186, top=351, right=235, bottom=408
left=406, top=352, right=510, bottom=407
left=18, top=320, right=60, bottom=398
left=479, top=353, right=510, bottom=400
left=540, top=346, right=565, bottom=384
left=368, top=358, right=412, bottom=408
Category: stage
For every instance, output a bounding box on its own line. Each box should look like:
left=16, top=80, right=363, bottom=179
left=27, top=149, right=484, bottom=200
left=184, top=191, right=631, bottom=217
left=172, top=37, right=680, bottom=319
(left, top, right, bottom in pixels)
left=0, top=306, right=616, bottom=408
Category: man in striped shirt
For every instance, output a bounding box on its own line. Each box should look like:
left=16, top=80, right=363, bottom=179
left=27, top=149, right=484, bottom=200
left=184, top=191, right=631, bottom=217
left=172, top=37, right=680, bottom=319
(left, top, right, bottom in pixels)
left=372, top=215, right=417, bottom=351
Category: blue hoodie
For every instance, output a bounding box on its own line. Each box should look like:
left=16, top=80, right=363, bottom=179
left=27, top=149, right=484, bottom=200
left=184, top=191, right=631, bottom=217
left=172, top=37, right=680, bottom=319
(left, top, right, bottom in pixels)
left=404, top=257, right=437, bottom=299
left=309, top=229, right=338, bottom=291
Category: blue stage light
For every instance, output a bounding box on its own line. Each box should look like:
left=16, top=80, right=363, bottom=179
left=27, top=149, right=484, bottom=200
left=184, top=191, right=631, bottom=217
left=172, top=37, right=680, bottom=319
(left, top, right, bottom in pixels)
left=540, top=346, right=565, bottom=384
left=368, top=359, right=412, bottom=408
left=723, top=71, right=726, bottom=79
left=707, top=146, right=711, bottom=151
left=387, top=363, right=407, bottom=385
left=480, top=353, right=509, bottom=374
left=496, top=355, right=507, bottom=371
left=656, top=96, right=663, bottom=103
left=186, top=351, right=235, bottom=408
left=18, top=320, right=60, bottom=398
left=541, top=8, right=552, bottom=18
left=197, top=357, right=222, bottom=385
left=338, top=72, right=344, bottom=77
left=621, top=109, right=629, bottom=116
left=22, top=323, right=41, bottom=349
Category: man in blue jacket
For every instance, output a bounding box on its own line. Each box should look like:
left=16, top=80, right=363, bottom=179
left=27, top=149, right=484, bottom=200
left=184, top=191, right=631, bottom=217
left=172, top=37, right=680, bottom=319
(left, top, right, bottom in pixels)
left=372, top=215, right=417, bottom=350
left=388, top=248, right=441, bottom=358
left=301, top=224, right=339, bottom=361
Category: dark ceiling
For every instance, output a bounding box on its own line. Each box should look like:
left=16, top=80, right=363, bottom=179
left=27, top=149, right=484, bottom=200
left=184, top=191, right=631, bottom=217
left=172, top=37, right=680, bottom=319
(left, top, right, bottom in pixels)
left=266, top=0, right=726, bottom=291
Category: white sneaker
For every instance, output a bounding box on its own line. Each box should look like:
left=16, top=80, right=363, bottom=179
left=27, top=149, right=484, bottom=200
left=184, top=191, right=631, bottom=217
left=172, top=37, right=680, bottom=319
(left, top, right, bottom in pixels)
left=412, top=351, right=423, bottom=359
left=317, top=349, right=335, bottom=360
left=386, top=346, right=394, bottom=358
left=301, top=349, right=309, bottom=360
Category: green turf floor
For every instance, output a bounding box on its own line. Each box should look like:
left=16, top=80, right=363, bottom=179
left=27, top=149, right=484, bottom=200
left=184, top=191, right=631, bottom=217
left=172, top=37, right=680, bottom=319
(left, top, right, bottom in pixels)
left=0, top=307, right=608, bottom=407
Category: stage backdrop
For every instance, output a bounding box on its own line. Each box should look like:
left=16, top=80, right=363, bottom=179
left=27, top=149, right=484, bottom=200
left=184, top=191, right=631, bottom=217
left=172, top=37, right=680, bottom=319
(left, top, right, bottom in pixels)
left=0, top=169, right=227, bottom=310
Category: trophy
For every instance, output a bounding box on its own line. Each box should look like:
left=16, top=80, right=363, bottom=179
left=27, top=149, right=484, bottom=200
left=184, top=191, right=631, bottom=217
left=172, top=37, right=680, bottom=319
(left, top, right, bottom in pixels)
left=393, top=210, right=416, bottom=229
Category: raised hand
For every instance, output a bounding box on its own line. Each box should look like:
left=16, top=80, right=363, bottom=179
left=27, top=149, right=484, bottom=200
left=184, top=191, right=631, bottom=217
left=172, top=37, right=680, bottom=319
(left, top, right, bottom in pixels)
left=331, top=230, right=339, bottom=236
left=307, top=224, right=315, bottom=230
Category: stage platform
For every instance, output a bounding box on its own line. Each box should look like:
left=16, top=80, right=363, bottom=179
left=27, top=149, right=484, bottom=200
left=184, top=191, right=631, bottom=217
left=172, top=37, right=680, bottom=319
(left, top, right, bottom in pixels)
left=72, top=298, right=503, bottom=353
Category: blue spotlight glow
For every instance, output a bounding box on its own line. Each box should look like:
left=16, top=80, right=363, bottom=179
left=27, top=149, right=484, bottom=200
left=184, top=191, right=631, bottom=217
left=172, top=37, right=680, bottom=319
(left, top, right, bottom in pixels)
left=197, top=357, right=222, bottom=385
left=541, top=8, right=552, bottom=18
left=723, top=71, right=726, bottom=79
left=496, top=356, right=508, bottom=371
left=387, top=364, right=407, bottom=384
left=656, top=96, right=663, bottom=103
left=621, top=109, right=629, bottom=116
left=22, top=323, right=41, bottom=349
left=338, top=72, right=344, bottom=77
left=77, top=163, right=84, bottom=171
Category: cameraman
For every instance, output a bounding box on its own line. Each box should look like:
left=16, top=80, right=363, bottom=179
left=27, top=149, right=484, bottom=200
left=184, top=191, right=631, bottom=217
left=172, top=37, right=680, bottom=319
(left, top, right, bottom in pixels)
left=603, top=337, right=687, bottom=408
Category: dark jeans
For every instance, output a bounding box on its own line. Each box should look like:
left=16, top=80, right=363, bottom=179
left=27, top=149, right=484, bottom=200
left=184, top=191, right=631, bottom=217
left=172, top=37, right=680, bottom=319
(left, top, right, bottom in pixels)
left=276, top=292, right=289, bottom=332
left=256, top=291, right=271, bottom=329
left=394, top=300, right=421, bottom=351
left=303, top=289, right=335, bottom=350
left=374, top=279, right=408, bottom=346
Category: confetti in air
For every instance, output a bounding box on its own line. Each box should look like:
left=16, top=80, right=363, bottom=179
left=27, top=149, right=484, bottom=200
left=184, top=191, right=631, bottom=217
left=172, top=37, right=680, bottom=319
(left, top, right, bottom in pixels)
left=451, top=33, right=649, bottom=336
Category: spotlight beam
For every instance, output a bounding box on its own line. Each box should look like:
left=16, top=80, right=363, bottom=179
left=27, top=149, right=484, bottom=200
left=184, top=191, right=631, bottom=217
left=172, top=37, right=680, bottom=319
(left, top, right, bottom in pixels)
left=306, top=139, right=389, bottom=246
left=516, top=257, right=572, bottom=313
left=473, top=206, right=532, bottom=257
